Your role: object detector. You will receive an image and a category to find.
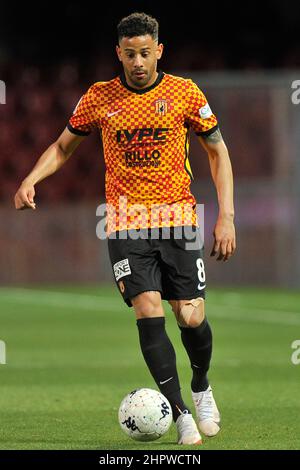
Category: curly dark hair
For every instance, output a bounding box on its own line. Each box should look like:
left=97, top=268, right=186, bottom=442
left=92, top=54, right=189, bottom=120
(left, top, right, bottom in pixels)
left=117, top=12, right=159, bottom=42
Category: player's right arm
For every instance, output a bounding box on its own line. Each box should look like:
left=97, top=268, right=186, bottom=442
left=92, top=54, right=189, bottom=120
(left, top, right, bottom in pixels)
left=14, top=128, right=86, bottom=210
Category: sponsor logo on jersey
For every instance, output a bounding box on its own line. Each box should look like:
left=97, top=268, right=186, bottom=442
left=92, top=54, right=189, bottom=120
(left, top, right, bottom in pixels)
left=124, top=149, right=161, bottom=168
left=117, top=128, right=168, bottom=168
left=113, top=259, right=131, bottom=281
left=116, top=128, right=169, bottom=143
left=199, top=103, right=212, bottom=119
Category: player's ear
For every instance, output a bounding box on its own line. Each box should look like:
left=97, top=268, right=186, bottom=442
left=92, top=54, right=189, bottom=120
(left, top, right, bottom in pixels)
left=156, top=43, right=164, bottom=60
left=116, top=45, right=122, bottom=62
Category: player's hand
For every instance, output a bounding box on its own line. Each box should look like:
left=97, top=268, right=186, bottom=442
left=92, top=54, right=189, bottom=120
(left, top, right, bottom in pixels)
left=210, top=215, right=236, bottom=261
left=14, top=182, right=36, bottom=210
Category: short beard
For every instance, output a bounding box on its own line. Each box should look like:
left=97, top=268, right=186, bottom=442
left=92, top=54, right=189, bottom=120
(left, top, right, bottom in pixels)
left=130, top=72, right=149, bottom=88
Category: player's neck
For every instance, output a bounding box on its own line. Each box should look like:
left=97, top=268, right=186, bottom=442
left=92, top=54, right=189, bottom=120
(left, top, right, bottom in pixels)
left=124, top=71, right=158, bottom=90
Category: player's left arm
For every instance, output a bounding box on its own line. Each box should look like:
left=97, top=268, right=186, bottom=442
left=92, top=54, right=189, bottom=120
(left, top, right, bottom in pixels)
left=198, top=128, right=236, bottom=261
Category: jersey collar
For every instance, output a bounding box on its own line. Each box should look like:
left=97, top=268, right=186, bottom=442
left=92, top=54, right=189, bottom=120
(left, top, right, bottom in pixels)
left=119, top=70, right=164, bottom=94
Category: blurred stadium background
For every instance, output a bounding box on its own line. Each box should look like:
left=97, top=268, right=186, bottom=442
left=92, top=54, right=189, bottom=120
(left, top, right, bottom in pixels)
left=1, top=1, right=300, bottom=288
left=1, top=1, right=300, bottom=450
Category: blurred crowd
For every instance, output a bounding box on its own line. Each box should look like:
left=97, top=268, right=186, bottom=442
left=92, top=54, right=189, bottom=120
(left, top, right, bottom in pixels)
left=0, top=63, right=108, bottom=204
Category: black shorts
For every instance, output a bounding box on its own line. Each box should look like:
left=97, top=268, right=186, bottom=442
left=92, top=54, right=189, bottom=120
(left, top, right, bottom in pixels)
left=108, top=226, right=206, bottom=307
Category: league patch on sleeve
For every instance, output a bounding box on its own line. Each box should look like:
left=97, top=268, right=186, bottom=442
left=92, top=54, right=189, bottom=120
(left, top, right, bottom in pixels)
left=199, top=103, right=213, bottom=119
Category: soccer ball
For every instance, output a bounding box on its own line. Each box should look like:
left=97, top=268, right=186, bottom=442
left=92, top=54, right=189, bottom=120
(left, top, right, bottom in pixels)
left=118, top=388, right=173, bottom=441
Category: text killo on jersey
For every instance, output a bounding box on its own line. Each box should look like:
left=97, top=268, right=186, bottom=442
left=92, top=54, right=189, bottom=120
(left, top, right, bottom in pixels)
left=124, top=149, right=161, bottom=168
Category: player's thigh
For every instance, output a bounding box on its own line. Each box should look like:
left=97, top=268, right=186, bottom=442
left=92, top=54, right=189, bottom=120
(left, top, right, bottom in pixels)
left=160, top=226, right=206, bottom=301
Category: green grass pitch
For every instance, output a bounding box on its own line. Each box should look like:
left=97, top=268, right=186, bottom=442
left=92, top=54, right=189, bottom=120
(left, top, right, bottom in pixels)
left=0, top=285, right=299, bottom=450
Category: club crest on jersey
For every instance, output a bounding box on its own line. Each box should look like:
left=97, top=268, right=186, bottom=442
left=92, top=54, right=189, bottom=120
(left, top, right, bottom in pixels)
left=154, top=99, right=169, bottom=115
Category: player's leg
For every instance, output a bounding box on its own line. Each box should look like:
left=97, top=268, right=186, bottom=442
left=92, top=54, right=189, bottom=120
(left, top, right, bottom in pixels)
left=132, top=290, right=202, bottom=445
left=132, top=291, right=190, bottom=419
left=159, top=226, right=213, bottom=394
left=168, top=298, right=220, bottom=437
left=159, top=226, right=220, bottom=436
left=169, top=298, right=212, bottom=392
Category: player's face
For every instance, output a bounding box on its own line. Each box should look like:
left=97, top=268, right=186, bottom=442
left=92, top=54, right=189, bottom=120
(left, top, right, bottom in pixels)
left=116, top=35, right=163, bottom=89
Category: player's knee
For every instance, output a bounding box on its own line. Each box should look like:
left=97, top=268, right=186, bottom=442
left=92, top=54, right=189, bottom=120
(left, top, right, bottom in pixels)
left=174, top=298, right=205, bottom=328
left=132, top=291, right=164, bottom=319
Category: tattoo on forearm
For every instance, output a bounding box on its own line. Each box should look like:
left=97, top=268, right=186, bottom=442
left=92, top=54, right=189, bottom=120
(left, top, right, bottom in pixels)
left=203, top=128, right=223, bottom=143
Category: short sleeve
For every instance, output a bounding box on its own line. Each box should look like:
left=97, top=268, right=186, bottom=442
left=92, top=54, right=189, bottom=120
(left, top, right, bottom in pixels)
left=185, top=80, right=218, bottom=136
left=67, top=84, right=99, bottom=136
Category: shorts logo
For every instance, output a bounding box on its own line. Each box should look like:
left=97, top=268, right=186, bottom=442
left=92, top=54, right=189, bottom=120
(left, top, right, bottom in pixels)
left=118, top=280, right=125, bottom=294
left=199, top=103, right=212, bottom=119
left=113, top=258, right=131, bottom=281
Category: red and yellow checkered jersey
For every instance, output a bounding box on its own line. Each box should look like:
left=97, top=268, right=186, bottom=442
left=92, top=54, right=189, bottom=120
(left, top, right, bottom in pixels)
left=68, top=71, right=218, bottom=235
